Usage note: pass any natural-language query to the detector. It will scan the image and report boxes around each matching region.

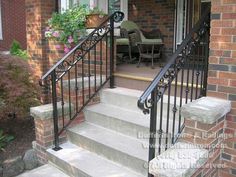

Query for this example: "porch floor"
[115,62,205,98]
[116,62,162,79]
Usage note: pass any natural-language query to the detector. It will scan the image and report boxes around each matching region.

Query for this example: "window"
[59,0,91,12]
[0,1,2,40]
[98,0,128,21]
[58,0,128,23]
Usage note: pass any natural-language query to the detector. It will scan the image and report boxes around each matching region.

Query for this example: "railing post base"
[110,76,115,89]
[53,146,62,151]
[148,173,154,177]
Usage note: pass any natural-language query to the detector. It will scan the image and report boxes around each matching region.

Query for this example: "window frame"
[97,0,127,28]
[58,0,128,21]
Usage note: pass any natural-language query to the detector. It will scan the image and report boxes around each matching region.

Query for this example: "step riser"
[84,109,181,141]
[67,130,148,176]
[115,76,198,99]
[47,153,90,177]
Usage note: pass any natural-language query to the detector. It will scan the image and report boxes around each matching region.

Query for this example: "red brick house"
[0,0,26,50]
[22,0,236,177]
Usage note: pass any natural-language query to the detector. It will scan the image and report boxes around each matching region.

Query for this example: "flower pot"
[85,14,108,28]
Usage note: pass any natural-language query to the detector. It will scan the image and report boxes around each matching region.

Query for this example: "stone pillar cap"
[181,97,231,124]
[30,102,72,120]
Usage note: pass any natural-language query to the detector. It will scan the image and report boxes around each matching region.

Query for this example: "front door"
[174,0,210,51]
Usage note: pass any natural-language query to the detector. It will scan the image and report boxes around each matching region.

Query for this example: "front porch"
[23,0,236,177]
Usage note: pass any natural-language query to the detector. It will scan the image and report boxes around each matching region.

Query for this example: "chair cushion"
[116,38,129,45]
[142,38,163,43]
[121,21,139,31]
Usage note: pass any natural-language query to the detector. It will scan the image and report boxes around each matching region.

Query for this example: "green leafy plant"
[45,5,89,53]
[0,129,14,151]
[10,40,28,60]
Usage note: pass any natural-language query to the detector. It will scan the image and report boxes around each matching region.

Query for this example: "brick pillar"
[30,103,84,164]
[25,0,56,103]
[181,97,231,177]
[207,0,236,176]
[148,97,231,177]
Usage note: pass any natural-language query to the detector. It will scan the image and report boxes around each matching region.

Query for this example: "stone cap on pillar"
[30,102,73,120]
[181,97,231,124]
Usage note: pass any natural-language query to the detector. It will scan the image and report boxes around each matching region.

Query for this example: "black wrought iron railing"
[137,7,210,176]
[41,11,124,150]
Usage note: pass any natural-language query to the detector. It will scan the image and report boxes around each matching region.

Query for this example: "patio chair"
[116,20,163,64]
[128,29,164,69]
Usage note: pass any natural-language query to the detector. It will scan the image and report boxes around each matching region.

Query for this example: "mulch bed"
[0,116,35,164]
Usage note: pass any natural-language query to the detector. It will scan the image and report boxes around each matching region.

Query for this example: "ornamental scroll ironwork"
[41,11,124,83]
[138,10,210,114]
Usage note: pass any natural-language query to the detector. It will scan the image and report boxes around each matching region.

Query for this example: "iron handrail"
[137,7,211,113]
[40,11,124,151]
[41,11,124,81]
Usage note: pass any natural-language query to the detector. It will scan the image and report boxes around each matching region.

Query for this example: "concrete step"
[17,164,69,177]
[47,142,144,177]
[84,103,181,140]
[100,87,183,113]
[63,75,106,91]
[67,122,148,176]
[114,73,199,99]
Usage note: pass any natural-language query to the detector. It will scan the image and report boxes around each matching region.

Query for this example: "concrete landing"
[17,164,69,177]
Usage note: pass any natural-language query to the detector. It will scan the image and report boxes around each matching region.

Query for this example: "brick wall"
[0,0,26,50]
[128,0,175,57]
[207,0,236,176]
[26,0,56,103]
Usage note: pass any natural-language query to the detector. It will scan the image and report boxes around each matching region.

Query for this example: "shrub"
[0,54,40,119]
[0,129,14,151]
[10,40,28,60]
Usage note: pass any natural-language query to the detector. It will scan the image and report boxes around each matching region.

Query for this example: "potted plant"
[45,5,89,53]
[86,7,108,28]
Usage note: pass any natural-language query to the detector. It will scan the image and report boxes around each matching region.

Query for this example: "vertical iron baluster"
[203,31,209,96]
[106,34,108,79]
[51,71,62,151]
[88,51,91,99]
[185,50,190,104]
[158,95,164,155]
[179,56,185,133]
[94,45,97,92]
[200,40,205,96]
[67,70,72,120]
[110,16,115,88]
[60,78,65,128]
[100,40,103,86]
[190,47,196,101]
[172,64,178,144]
[148,88,158,177]
[165,82,171,150]
[82,57,85,105]
[75,62,78,113]
[195,44,200,99]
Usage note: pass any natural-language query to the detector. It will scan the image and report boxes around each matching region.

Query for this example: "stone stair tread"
[47,142,144,177]
[102,87,143,98]
[17,164,69,177]
[85,103,150,128]
[101,87,185,105]
[85,103,181,135]
[68,122,148,162]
